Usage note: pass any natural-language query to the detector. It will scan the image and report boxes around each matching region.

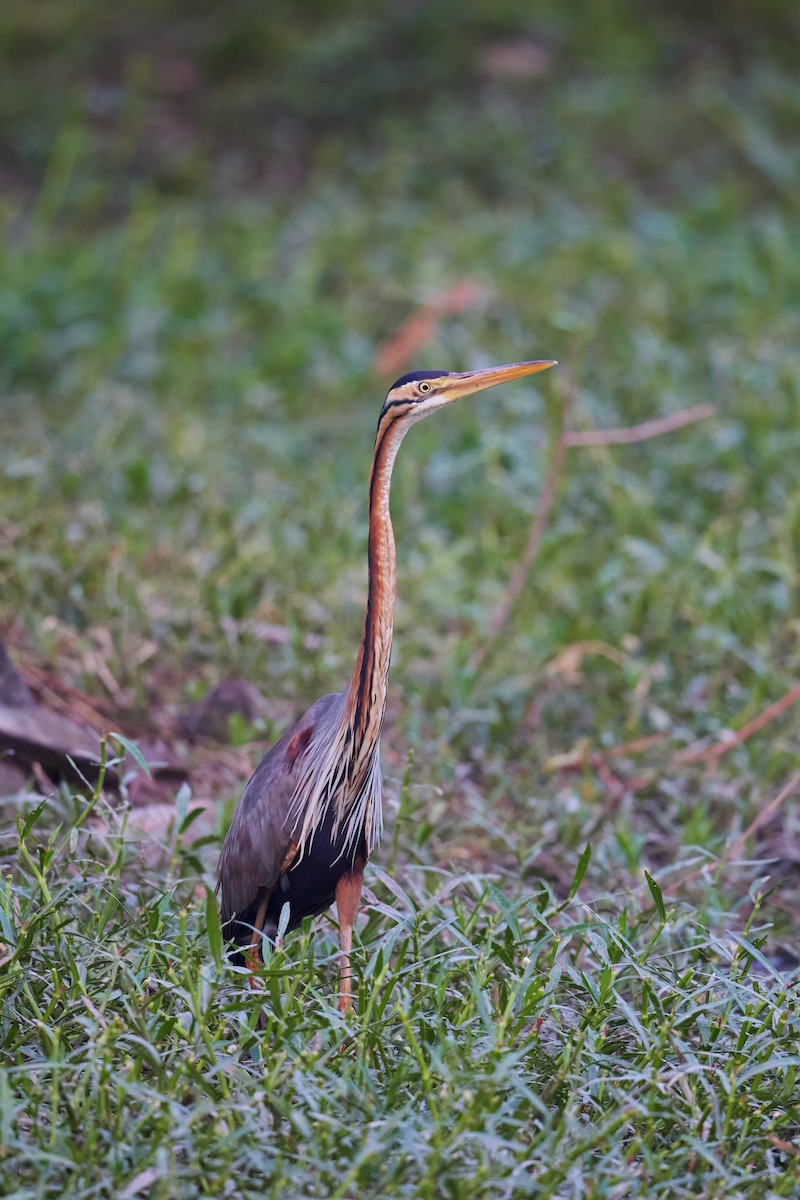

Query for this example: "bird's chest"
[275,807,368,932]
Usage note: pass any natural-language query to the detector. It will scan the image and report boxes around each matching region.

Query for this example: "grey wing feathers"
[216,692,344,926]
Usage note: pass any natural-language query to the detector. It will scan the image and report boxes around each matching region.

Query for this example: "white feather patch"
[286,718,383,865]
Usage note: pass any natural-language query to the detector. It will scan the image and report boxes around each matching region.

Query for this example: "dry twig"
[602,733,669,760]
[662,771,800,898]
[472,377,574,669]
[19,663,117,733]
[563,404,715,447]
[766,1133,800,1160]
[677,679,800,766]
[716,770,800,873]
[374,282,486,376]
[475,396,716,671]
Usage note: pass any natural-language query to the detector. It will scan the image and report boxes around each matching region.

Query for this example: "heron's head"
[380,360,557,426]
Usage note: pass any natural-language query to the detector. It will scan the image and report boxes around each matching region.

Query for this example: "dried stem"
[598,733,669,760]
[678,679,800,765]
[563,404,715,447]
[471,377,574,670]
[767,1133,800,1160]
[374,281,486,376]
[723,770,800,868]
[662,771,800,898]
[475,393,714,671]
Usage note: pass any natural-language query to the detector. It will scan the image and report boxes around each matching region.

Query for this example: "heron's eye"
[418,382,431,395]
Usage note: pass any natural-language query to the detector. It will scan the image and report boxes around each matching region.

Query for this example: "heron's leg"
[335,867,364,1014]
[244,892,269,986]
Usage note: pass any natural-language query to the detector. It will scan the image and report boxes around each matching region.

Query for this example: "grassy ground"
[1,3,800,1196]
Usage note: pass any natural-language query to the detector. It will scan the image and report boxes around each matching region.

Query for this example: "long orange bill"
[445,359,557,401]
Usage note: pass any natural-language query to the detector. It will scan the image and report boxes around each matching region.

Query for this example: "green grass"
[1,3,800,1195]
[4,781,800,1198]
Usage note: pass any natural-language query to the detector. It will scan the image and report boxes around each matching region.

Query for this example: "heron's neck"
[345,417,406,745]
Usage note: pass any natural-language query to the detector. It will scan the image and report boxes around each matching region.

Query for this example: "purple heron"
[216,359,557,1011]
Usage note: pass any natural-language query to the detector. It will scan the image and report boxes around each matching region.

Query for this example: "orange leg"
[244,893,269,988]
[335,867,364,1014]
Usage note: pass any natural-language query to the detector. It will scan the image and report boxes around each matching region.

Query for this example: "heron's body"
[219,691,363,943]
[216,358,556,1010]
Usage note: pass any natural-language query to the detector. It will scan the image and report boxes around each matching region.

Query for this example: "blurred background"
[0,0,799,904]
